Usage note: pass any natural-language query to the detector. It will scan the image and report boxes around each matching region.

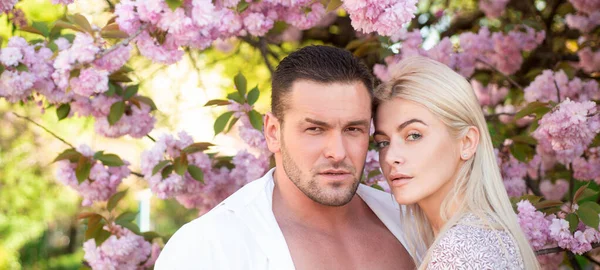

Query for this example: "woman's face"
[374,98,464,206]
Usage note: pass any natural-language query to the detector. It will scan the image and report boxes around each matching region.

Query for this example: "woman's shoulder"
[427,213,524,270]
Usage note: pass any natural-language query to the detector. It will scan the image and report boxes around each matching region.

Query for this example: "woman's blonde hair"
[374,56,539,269]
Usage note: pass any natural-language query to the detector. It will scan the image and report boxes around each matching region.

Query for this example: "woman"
[373,56,539,269]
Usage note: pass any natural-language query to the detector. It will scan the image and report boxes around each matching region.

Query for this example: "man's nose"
[324,133,347,162]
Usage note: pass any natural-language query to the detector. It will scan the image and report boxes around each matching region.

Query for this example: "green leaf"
[204,99,231,106]
[187,165,204,183]
[226,116,239,133]
[577,189,599,203]
[85,215,103,240]
[173,154,188,176]
[94,229,111,246]
[509,143,534,162]
[577,206,600,229]
[237,0,249,13]
[96,153,125,167]
[345,39,365,51]
[69,68,81,79]
[32,21,50,37]
[78,212,103,220]
[165,0,183,11]
[370,183,384,191]
[53,148,82,163]
[510,135,537,146]
[246,86,259,105]
[101,30,129,39]
[107,189,127,212]
[214,111,234,135]
[515,102,551,120]
[16,63,29,72]
[69,14,94,34]
[56,103,71,120]
[108,101,125,126]
[248,110,263,131]
[182,142,214,154]
[533,200,564,210]
[573,183,591,202]
[0,65,5,76]
[580,201,600,214]
[53,20,84,32]
[152,160,171,176]
[75,157,92,184]
[567,213,578,233]
[161,165,174,178]
[123,85,139,100]
[367,169,382,179]
[227,92,245,104]
[109,72,132,83]
[142,231,161,242]
[132,96,158,111]
[234,73,247,97]
[116,220,140,234]
[326,0,343,12]
[115,211,138,224]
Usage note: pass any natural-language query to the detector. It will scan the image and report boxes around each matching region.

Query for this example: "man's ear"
[264,112,281,153]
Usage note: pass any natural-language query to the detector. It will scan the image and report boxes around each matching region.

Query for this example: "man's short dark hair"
[271,45,374,120]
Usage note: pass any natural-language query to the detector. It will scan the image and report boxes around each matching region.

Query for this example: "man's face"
[279,80,371,206]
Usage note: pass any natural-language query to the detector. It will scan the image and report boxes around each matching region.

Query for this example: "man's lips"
[318,169,352,180]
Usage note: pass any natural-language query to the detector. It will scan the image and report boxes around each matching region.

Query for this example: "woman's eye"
[375,141,389,149]
[407,133,422,141]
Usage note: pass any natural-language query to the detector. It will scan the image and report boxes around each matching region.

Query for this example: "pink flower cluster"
[363,149,385,186]
[55,145,130,206]
[539,179,569,200]
[479,0,510,18]
[524,70,600,103]
[495,145,527,197]
[237,116,270,156]
[114,0,330,64]
[83,224,159,269]
[70,94,156,138]
[376,26,545,82]
[517,200,551,250]
[548,218,600,254]
[533,99,600,165]
[517,200,600,256]
[52,33,131,96]
[572,147,600,182]
[0,0,17,12]
[342,0,418,37]
[471,80,509,107]
[0,37,56,103]
[565,0,600,33]
[578,47,600,73]
[140,131,270,214]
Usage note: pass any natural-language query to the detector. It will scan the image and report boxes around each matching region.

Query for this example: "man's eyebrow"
[373,119,427,136]
[305,118,331,128]
[347,120,370,127]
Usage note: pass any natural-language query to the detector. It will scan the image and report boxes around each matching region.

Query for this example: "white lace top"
[427,213,525,270]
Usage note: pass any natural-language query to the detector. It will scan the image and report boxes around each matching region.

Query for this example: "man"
[156,45,414,269]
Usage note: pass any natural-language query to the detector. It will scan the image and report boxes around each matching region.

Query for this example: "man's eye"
[346,127,363,133]
[375,141,389,149]
[306,127,323,132]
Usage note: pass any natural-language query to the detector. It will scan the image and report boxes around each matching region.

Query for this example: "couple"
[156,46,539,269]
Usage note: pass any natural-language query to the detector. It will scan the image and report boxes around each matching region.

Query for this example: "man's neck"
[271,168,364,231]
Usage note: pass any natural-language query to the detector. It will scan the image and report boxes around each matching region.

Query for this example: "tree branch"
[12,112,74,148]
[525,176,542,197]
[476,58,524,90]
[536,242,600,256]
[258,37,275,75]
[583,254,600,267]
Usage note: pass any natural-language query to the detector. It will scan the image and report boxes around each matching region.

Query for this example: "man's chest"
[281,226,413,270]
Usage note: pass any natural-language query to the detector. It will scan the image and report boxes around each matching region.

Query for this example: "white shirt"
[155,168,409,270]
